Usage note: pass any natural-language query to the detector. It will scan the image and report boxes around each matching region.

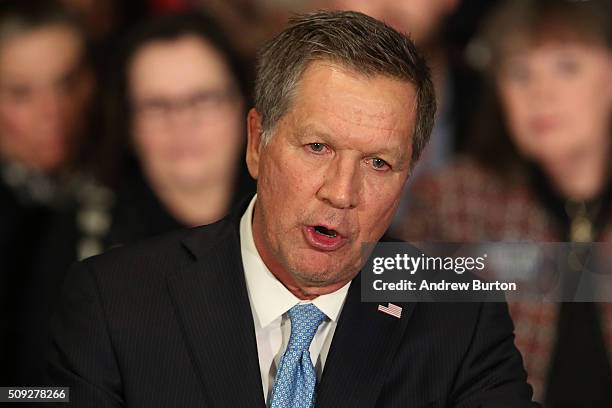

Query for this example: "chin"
[168,169,211,188]
[293,268,346,288]
[287,250,357,286]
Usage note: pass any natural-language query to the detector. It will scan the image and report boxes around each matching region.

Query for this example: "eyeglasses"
[131,87,239,123]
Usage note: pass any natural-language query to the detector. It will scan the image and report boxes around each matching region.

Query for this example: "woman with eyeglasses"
[15,11,254,385]
[94,11,254,251]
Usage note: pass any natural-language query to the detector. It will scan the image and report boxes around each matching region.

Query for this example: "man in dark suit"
[45,10,536,407]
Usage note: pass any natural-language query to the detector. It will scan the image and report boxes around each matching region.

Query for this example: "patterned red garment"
[395,157,612,402]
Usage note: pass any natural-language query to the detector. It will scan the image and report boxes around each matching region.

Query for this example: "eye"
[189,91,220,110]
[134,99,170,116]
[556,58,580,77]
[3,85,32,102]
[306,143,328,154]
[370,157,390,171]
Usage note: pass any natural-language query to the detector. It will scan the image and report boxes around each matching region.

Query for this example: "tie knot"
[287,304,327,351]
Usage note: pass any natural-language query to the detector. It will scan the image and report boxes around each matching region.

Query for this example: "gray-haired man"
[45,11,536,408]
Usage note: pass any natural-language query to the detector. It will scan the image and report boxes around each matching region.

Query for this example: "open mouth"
[304,225,346,251]
[314,225,338,238]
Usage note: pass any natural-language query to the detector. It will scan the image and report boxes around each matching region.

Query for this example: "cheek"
[359,177,404,238]
[265,145,315,188]
[261,154,298,201]
[207,114,244,157]
[498,88,534,147]
[565,80,611,133]
[0,103,36,142]
[499,88,528,129]
[258,150,312,223]
[132,124,168,163]
[257,171,294,244]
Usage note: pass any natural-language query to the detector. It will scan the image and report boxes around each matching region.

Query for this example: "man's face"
[247,61,417,294]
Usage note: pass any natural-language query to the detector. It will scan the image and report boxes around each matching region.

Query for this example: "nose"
[164,101,206,131]
[529,74,557,104]
[316,156,361,209]
[165,105,193,128]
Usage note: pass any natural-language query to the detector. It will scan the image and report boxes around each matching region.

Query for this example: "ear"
[246,108,264,180]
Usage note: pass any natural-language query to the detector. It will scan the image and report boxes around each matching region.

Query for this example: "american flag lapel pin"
[378,303,402,319]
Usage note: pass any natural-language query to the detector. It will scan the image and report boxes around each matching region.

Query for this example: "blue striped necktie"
[269,303,327,408]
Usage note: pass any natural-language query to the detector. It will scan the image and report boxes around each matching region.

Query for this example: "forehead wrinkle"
[298,100,410,141]
[325,90,410,130]
[296,61,416,129]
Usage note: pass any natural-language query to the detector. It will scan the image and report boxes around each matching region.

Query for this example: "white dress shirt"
[239,195,351,403]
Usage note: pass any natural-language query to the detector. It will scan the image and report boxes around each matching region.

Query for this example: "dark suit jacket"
[44,207,536,407]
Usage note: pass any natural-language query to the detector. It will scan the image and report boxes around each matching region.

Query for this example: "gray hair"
[254,10,436,165]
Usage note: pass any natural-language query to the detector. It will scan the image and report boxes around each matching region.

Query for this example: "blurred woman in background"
[0,1,94,264]
[396,0,611,406]
[0,0,95,385]
[97,11,254,250]
[11,11,254,385]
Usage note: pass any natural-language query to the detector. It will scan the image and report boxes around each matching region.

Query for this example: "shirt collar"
[240,195,350,329]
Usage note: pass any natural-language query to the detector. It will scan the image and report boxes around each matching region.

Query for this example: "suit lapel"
[316,273,415,408]
[166,220,265,407]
